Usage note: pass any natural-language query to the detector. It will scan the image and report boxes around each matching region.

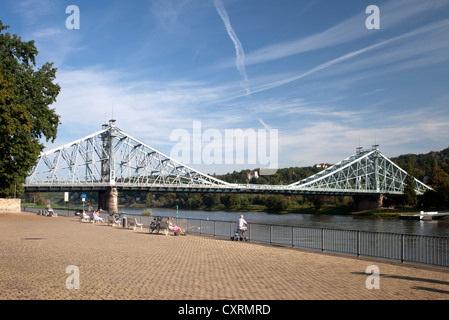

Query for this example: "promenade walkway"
[1,211,448,300]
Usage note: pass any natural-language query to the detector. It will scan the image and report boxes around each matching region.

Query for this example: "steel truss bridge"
[25,120,432,197]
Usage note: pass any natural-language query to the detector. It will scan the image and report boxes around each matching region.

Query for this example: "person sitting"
[81,211,90,221]
[167,217,185,235]
[92,210,104,223]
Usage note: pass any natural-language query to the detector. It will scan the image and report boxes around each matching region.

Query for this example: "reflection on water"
[121,207,449,237]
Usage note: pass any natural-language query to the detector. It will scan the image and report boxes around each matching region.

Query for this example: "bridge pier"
[352,194,383,211]
[98,187,118,214]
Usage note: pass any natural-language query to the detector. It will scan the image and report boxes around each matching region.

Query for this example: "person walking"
[237,215,248,241]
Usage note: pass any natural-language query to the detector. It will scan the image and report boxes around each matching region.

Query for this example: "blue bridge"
[24,120,433,212]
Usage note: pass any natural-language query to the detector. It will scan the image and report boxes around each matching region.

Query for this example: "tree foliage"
[402,174,417,207]
[0,21,60,197]
[392,148,449,209]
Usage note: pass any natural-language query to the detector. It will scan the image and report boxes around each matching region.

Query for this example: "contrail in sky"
[248,18,449,96]
[214,0,250,96]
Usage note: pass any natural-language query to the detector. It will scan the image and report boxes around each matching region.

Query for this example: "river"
[119,207,449,237]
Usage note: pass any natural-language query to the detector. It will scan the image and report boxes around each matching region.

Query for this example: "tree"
[203,193,221,209]
[266,195,290,212]
[187,194,203,209]
[227,194,241,209]
[0,21,60,197]
[402,174,417,207]
[428,163,449,208]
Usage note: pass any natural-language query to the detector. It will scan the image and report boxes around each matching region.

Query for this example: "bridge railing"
[162,216,449,268]
[22,207,449,268]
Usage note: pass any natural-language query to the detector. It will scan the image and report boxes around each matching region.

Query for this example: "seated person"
[167,217,185,235]
[92,211,104,222]
[81,211,90,220]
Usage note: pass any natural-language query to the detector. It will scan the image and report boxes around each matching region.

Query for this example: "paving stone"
[0,211,448,300]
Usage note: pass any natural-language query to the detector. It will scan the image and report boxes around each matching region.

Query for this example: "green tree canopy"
[402,174,417,206]
[0,21,60,197]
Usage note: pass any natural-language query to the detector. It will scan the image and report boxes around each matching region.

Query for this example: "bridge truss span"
[26,120,232,192]
[287,146,431,196]
[25,121,433,197]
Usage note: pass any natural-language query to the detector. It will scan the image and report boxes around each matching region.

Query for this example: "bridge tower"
[352,145,383,210]
[98,119,118,213]
[352,194,384,211]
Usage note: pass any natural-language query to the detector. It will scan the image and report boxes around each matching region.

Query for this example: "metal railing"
[22,207,449,268]
[165,217,449,268]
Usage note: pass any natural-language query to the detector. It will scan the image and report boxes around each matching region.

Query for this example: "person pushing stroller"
[237,215,248,241]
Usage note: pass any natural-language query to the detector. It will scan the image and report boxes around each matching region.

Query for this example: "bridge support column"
[98,187,118,214]
[352,194,383,211]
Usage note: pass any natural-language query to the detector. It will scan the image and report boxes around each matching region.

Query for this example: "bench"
[79,213,91,223]
[107,215,121,227]
[158,220,170,235]
[149,218,170,235]
[40,209,55,217]
[91,213,104,224]
[127,217,143,230]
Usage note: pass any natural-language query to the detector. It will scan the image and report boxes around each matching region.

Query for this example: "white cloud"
[11,0,59,23]
[50,66,247,150]
[213,0,249,96]
[151,0,191,31]
[242,0,449,68]
[244,17,449,97]
[46,60,449,174]
[30,27,62,38]
[31,0,449,175]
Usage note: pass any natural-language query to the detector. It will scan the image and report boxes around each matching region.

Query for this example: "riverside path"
[1,211,448,301]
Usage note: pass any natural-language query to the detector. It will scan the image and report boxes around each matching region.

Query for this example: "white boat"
[399,211,448,221]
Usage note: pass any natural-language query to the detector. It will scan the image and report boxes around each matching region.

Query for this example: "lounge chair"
[107,214,121,227]
[92,213,104,224]
[127,217,143,230]
[79,212,91,223]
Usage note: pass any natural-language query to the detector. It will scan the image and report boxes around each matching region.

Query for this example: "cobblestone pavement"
[0,211,448,300]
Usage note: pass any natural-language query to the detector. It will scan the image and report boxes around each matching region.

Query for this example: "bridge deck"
[1,211,448,301]
[23,182,403,196]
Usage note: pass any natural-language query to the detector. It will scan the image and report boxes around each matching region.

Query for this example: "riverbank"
[21,204,449,236]
[23,201,448,219]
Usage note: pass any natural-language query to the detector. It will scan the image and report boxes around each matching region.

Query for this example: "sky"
[1,0,449,175]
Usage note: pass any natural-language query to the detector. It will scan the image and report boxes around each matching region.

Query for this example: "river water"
[120,207,449,237]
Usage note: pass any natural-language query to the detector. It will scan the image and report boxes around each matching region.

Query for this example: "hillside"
[390,147,449,181]
[214,147,449,186]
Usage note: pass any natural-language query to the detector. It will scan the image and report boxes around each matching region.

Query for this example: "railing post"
[357,231,360,257]
[269,225,272,244]
[321,228,324,252]
[292,226,294,248]
[401,234,405,263]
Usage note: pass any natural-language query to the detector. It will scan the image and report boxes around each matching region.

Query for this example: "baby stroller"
[231,227,248,241]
